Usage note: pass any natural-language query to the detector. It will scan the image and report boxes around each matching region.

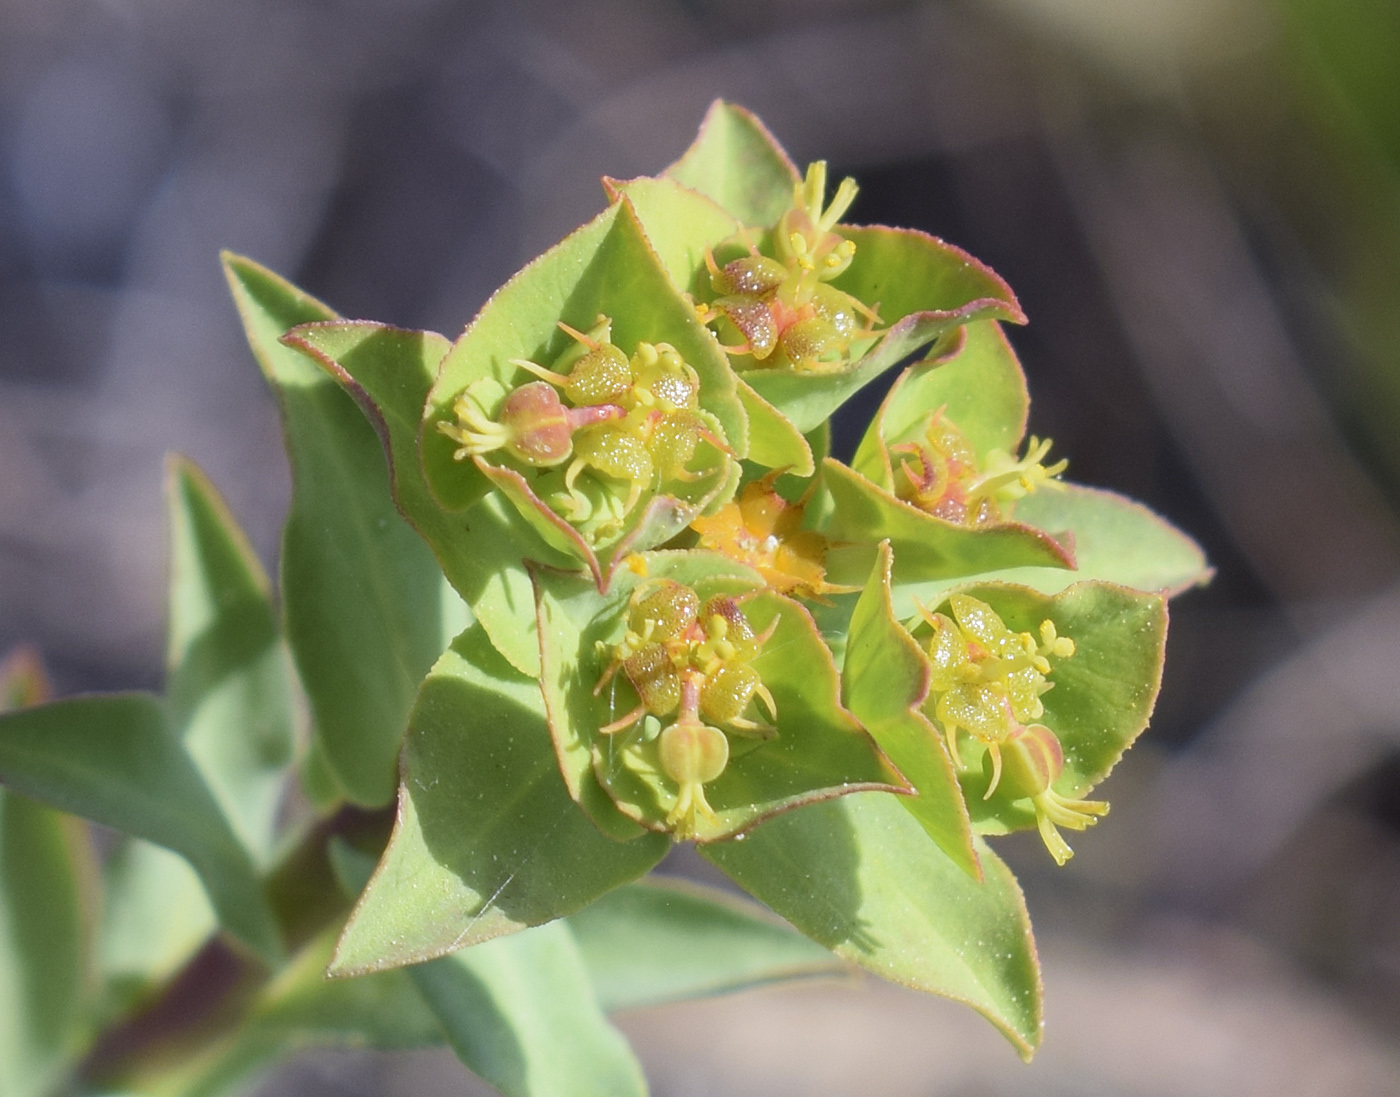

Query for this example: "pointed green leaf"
[283,318,477,514]
[664,99,801,227]
[411,920,646,1097]
[839,225,1025,337]
[225,254,457,808]
[893,484,1212,612]
[0,694,281,962]
[417,199,747,573]
[166,457,294,864]
[0,789,86,1097]
[604,174,741,299]
[821,459,1074,588]
[568,878,844,1012]
[423,197,746,454]
[1008,486,1211,595]
[332,625,667,977]
[735,377,814,476]
[535,552,905,842]
[704,793,1042,1059]
[845,543,977,877]
[853,321,1029,490]
[931,582,1168,837]
[98,839,215,1015]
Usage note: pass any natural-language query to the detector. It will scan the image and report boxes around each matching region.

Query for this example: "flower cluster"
[893,410,1067,526]
[221,101,1205,1068]
[690,473,844,600]
[919,594,1107,864]
[700,162,881,372]
[290,101,1193,877]
[439,316,732,542]
[595,579,777,838]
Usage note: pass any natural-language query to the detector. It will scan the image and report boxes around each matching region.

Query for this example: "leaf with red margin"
[664,99,801,228]
[703,794,1042,1060]
[227,256,459,808]
[891,483,1213,616]
[820,459,1075,589]
[282,320,574,678]
[845,542,978,878]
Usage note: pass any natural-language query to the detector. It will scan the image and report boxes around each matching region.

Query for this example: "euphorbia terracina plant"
[0,102,1210,1097]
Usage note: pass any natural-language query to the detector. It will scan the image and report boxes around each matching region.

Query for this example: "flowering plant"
[0,102,1208,1096]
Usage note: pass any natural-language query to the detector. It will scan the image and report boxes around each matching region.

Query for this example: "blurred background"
[5,0,1400,1093]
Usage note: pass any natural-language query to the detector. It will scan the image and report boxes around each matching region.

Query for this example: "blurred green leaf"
[664,99,800,228]
[297,734,345,813]
[845,542,978,877]
[0,694,281,963]
[332,625,667,977]
[704,793,1041,1060]
[568,878,845,1012]
[253,932,441,1049]
[0,789,86,1097]
[411,920,647,1097]
[148,927,442,1097]
[98,839,214,1015]
[165,457,294,864]
[224,254,458,809]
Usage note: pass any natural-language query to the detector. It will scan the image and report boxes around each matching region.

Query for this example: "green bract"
[0,101,1211,1096]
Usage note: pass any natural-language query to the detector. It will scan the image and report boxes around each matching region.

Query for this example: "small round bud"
[629,581,699,643]
[711,255,788,297]
[623,644,683,716]
[700,596,758,649]
[809,284,861,341]
[565,344,632,406]
[658,719,729,788]
[649,412,703,479]
[499,382,573,466]
[992,723,1065,801]
[700,663,762,725]
[717,299,779,359]
[574,424,654,483]
[779,316,842,367]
